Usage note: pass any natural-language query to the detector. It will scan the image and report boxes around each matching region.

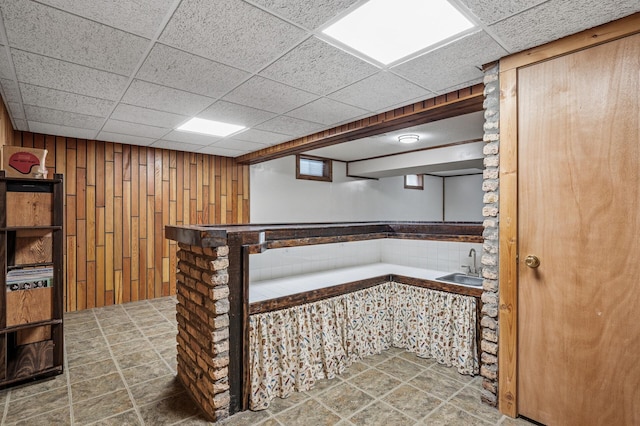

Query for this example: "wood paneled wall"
[9,131,249,312]
[0,101,12,148]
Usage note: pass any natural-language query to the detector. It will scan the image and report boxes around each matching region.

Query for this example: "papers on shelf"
[6,267,53,291]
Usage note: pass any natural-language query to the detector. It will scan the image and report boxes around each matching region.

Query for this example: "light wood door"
[517,34,640,425]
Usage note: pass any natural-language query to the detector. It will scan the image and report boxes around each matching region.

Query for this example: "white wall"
[250,156,443,223]
[443,174,484,222]
[249,238,484,282]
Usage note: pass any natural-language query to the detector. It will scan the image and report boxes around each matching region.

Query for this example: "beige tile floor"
[0,297,535,425]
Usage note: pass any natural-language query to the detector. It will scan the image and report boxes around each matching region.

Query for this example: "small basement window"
[296,155,332,182]
[404,174,424,190]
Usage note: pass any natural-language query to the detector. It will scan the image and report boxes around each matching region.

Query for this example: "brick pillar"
[175,243,231,422]
[480,62,500,406]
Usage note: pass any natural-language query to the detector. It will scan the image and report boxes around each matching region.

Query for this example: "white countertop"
[249,263,471,303]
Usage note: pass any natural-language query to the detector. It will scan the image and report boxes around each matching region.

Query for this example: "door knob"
[525,255,540,268]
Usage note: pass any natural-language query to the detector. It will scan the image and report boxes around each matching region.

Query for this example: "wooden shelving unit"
[0,171,64,387]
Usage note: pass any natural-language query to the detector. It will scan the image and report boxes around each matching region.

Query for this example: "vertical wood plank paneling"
[208,156,216,223]
[76,223,86,311]
[139,151,147,301]
[104,145,114,306]
[122,181,131,303]
[130,146,139,216]
[55,137,66,174]
[131,216,139,302]
[0,99,13,148]
[45,135,56,170]
[146,196,154,299]
[176,152,184,224]
[9,134,249,311]
[33,133,44,150]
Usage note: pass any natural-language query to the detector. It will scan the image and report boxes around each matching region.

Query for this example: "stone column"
[480,63,500,406]
[175,243,231,422]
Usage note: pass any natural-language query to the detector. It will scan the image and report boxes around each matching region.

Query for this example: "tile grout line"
[90,304,147,425]
[64,324,75,426]
[268,357,382,422]
[68,299,203,425]
[415,372,491,425]
[117,300,188,419]
[411,362,476,424]
[447,377,500,425]
[1,381,9,425]
[303,353,431,424]
[345,355,436,423]
[141,299,180,374]
[269,351,479,426]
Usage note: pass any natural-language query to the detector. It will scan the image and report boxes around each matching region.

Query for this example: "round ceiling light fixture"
[397,134,420,144]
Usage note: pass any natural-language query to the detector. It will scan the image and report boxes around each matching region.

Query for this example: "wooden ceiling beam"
[236,83,485,165]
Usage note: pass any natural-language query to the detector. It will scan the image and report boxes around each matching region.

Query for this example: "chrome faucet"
[468,248,478,276]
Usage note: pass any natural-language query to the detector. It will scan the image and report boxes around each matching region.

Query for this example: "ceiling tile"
[121,79,215,116]
[162,130,220,146]
[489,0,640,53]
[231,128,291,145]
[259,36,379,95]
[97,131,156,146]
[198,101,276,127]
[102,119,170,139]
[433,77,484,95]
[29,121,96,139]
[287,98,369,125]
[213,139,269,151]
[151,140,204,152]
[0,48,13,79]
[159,0,306,72]
[250,0,360,30]
[20,83,114,117]
[254,115,323,137]
[13,118,28,131]
[197,145,246,157]
[1,1,148,76]
[393,31,507,92]
[110,104,188,129]
[7,102,24,119]
[458,0,546,25]
[0,78,20,103]
[136,44,250,98]
[36,0,174,39]
[223,76,318,114]
[24,105,104,130]
[12,50,128,101]
[327,71,430,112]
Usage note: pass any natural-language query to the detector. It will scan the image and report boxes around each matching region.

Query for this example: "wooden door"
[517,33,640,425]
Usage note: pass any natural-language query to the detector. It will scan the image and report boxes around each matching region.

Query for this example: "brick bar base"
[176,243,231,422]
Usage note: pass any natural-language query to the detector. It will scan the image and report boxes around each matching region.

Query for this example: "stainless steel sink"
[436,272,483,287]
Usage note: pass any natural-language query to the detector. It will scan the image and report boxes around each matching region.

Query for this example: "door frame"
[497,13,640,417]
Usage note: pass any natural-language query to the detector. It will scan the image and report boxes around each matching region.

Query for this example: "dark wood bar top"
[165,221,483,248]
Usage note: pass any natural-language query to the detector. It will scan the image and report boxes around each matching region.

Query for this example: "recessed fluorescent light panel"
[177,118,245,137]
[322,0,474,65]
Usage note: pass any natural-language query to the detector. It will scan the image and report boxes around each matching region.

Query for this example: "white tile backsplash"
[249,238,482,282]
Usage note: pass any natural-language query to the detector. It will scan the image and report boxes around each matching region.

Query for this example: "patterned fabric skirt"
[248,282,477,410]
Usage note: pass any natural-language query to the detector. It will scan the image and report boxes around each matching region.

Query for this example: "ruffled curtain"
[389,282,478,375]
[248,282,477,410]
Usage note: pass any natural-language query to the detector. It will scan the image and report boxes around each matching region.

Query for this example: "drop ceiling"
[0,0,638,158]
